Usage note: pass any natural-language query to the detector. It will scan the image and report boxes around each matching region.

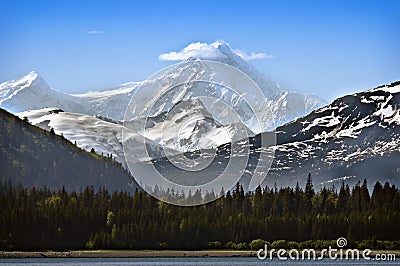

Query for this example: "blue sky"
[0,0,399,102]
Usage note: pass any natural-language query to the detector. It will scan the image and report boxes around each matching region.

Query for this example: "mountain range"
[124,79,400,193]
[0,40,398,192]
[0,41,325,161]
[0,41,324,126]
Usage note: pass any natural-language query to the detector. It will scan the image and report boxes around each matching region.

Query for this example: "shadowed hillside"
[0,108,138,192]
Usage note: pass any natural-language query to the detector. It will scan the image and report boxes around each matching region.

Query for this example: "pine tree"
[305,172,314,200]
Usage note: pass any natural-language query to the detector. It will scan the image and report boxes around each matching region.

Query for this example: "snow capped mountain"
[155,41,325,128]
[0,71,140,120]
[180,41,281,97]
[0,71,87,114]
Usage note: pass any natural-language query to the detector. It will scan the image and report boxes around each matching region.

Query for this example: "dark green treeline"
[1,177,400,250]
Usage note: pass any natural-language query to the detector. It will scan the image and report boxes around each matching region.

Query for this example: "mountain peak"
[14,71,40,83]
[0,71,40,89]
[212,40,232,53]
[27,70,39,77]
[19,71,48,89]
[0,71,61,113]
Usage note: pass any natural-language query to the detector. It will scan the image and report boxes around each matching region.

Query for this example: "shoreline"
[0,250,257,258]
[1,250,399,259]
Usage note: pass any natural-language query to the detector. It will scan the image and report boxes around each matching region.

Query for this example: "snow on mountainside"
[125,98,253,152]
[72,81,140,120]
[259,80,400,189]
[16,108,168,165]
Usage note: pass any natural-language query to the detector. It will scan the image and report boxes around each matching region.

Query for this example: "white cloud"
[159,42,221,61]
[159,41,273,61]
[86,30,103,34]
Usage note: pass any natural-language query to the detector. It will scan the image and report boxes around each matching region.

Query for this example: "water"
[0,258,399,266]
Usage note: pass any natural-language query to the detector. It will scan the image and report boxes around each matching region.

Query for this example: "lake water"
[0,257,399,266]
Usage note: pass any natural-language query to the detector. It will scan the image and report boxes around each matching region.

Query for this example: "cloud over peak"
[159,41,273,61]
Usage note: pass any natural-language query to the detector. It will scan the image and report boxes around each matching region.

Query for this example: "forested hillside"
[0,108,137,192]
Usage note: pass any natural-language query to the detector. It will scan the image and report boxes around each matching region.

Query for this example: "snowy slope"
[17,108,168,165]
[257,81,400,189]
[125,98,253,152]
[72,81,140,120]
[209,41,325,126]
